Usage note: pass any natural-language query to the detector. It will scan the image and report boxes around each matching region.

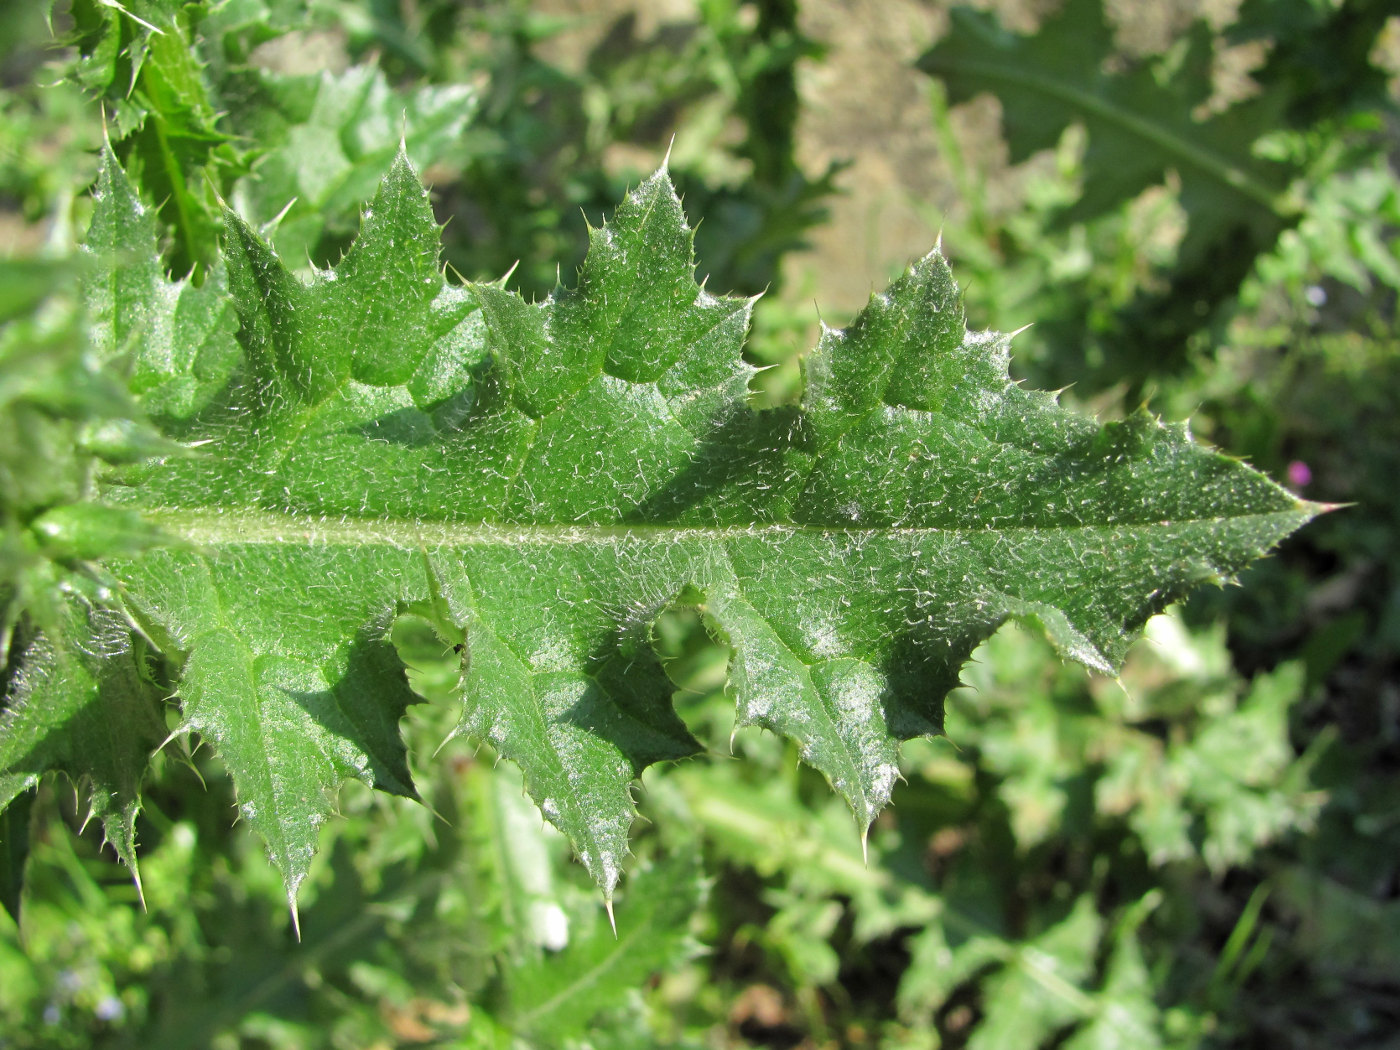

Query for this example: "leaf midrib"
[137,506,1311,547]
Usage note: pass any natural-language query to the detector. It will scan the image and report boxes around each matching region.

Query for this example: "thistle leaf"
[1,146,1319,905]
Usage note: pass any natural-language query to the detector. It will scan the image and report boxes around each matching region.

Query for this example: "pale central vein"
[139,507,1309,548]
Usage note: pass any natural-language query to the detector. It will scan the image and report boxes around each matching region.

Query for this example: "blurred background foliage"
[1,0,1397,1046]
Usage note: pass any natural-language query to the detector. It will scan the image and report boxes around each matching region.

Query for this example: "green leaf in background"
[1227,0,1397,128]
[918,0,1294,270]
[948,610,1324,868]
[892,870,1171,1049]
[474,760,576,963]
[507,848,704,1042]
[1101,655,1320,874]
[62,0,171,105]
[898,893,1102,1046]
[1061,896,1166,1050]
[0,144,1319,909]
[915,0,1319,388]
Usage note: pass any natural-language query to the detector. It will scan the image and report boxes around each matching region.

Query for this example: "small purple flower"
[95,996,125,1022]
[1287,460,1312,488]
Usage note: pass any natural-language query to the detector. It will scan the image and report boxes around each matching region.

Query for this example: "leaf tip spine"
[103,0,164,36]
[258,195,295,235]
[1302,500,1347,519]
[131,864,147,913]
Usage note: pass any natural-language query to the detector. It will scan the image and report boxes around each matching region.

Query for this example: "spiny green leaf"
[226,63,477,267]
[0,604,167,893]
[3,147,1319,907]
[63,0,239,275]
[84,140,241,420]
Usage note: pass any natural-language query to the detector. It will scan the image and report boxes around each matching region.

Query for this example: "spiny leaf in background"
[0,140,1320,915]
[900,894,1103,1047]
[921,0,1295,251]
[57,0,243,277]
[917,0,1300,386]
[195,0,313,57]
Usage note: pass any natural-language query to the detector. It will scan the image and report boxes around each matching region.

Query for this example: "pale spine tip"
[132,865,147,912]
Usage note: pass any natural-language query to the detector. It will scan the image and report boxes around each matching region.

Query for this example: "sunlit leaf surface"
[1,146,1318,904]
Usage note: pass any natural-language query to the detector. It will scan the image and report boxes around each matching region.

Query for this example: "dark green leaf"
[0,787,32,924]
